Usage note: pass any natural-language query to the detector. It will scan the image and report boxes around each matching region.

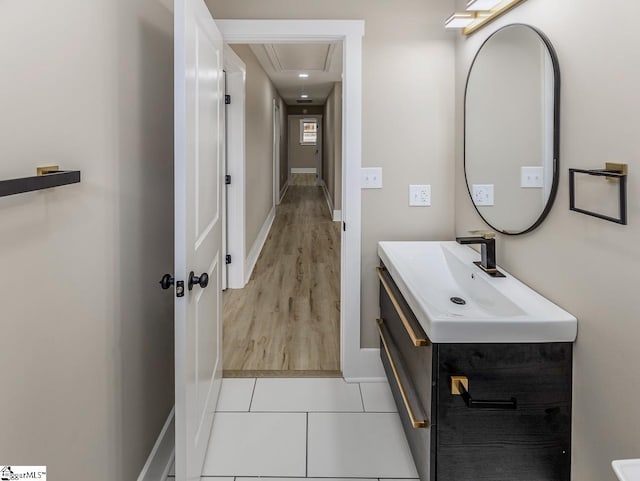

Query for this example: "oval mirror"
[464,24,560,235]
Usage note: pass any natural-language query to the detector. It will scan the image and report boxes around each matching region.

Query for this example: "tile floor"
[169,378,418,480]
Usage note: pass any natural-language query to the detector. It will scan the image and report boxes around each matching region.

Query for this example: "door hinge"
[343,222,346,232]
[176,280,185,298]
[225,174,231,185]
[225,95,231,105]
[226,254,232,265]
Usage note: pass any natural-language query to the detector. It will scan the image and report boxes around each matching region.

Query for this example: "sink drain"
[450,297,466,306]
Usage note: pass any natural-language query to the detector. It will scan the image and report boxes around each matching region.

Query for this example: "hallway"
[223,174,341,375]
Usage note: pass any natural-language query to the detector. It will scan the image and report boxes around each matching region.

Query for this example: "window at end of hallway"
[300,119,317,145]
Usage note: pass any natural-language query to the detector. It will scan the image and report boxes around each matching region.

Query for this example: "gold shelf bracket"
[37,165,60,176]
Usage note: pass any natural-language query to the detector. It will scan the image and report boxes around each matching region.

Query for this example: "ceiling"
[249,43,343,106]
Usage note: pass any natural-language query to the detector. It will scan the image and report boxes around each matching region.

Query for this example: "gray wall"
[230,45,285,253]
[208,0,457,347]
[289,115,323,171]
[0,0,174,480]
[454,1,640,480]
[323,83,343,211]
[117,0,175,476]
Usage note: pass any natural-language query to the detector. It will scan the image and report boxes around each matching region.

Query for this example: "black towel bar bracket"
[0,167,81,198]
[569,163,628,225]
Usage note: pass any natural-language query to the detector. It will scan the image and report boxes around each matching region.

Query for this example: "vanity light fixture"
[300,94,309,99]
[446,0,526,35]
[445,12,476,29]
[298,73,309,78]
[466,0,502,10]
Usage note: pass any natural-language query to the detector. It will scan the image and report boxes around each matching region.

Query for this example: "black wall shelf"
[0,170,81,198]
[569,166,627,225]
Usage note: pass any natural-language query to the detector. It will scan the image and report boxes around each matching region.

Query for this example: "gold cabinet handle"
[376,267,430,347]
[377,319,429,429]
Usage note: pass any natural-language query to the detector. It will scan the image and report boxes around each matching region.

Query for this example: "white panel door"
[174,0,224,479]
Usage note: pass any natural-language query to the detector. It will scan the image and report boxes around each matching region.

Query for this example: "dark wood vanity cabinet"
[377,264,572,481]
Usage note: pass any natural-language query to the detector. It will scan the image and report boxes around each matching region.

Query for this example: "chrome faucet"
[456,231,504,277]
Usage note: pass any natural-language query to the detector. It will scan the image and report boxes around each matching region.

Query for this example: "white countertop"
[378,241,577,343]
[613,459,640,481]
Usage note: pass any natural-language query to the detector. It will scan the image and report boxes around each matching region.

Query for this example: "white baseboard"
[345,376,387,383]
[319,181,342,223]
[291,167,317,174]
[343,348,386,383]
[245,206,276,284]
[279,180,289,203]
[136,407,175,481]
[320,180,334,218]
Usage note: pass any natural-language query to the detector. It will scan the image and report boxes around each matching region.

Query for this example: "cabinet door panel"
[437,445,570,481]
[436,343,572,481]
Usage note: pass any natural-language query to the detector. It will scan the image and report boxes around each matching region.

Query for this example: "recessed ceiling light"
[445,12,476,28]
[466,0,502,11]
[300,94,309,99]
[298,73,310,78]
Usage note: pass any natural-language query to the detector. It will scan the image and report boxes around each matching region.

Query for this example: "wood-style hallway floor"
[223,174,341,376]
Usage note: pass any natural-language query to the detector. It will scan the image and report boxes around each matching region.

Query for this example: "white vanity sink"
[378,241,577,343]
[613,460,640,481]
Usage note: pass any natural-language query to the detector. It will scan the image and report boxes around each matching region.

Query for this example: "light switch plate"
[521,166,544,188]
[409,185,431,206]
[472,184,494,206]
[361,167,383,189]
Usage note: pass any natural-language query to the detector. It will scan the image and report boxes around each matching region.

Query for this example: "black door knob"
[188,271,209,291]
[159,274,174,290]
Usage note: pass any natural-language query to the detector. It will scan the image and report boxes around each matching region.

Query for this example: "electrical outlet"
[521,166,544,188]
[409,185,431,206]
[361,167,383,189]
[472,184,494,206]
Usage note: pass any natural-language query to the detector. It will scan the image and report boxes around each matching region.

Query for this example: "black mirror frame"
[463,24,561,236]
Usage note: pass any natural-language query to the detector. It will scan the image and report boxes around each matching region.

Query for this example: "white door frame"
[273,99,281,206]
[315,117,322,185]
[223,45,247,290]
[217,19,383,381]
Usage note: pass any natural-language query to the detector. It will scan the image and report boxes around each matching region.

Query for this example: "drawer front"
[379,326,432,481]
[378,264,435,481]
[377,266,430,347]
[378,265,433,410]
[435,343,572,481]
